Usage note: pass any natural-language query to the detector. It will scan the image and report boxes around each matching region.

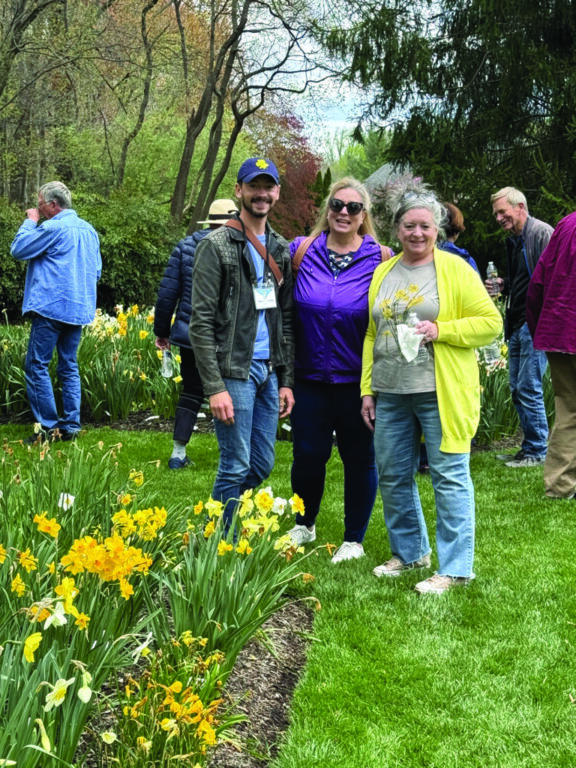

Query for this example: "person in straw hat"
[154,199,238,468]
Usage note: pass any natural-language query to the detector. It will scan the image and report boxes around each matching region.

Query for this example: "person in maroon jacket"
[526,211,576,499]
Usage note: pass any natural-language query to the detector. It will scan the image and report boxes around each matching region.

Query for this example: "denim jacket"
[190,223,294,396]
[11,209,101,325]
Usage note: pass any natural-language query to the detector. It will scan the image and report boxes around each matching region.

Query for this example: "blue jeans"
[212,360,279,525]
[25,314,83,432]
[291,380,377,542]
[374,392,475,578]
[508,322,549,457]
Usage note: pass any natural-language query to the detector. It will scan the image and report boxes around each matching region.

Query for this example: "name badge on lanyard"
[253,278,277,309]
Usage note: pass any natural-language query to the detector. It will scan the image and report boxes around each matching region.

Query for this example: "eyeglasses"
[328,198,364,216]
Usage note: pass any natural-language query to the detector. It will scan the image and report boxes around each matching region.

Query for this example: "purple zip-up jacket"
[291,231,384,383]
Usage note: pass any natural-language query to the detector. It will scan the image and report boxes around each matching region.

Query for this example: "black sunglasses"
[328,198,364,216]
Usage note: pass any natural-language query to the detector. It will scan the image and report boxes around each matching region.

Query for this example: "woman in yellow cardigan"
[361,184,502,594]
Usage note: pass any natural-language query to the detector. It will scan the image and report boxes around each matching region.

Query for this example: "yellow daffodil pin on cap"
[237,158,280,184]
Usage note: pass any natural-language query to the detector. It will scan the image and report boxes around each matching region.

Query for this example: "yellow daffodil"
[173,374,183,383]
[33,512,61,537]
[236,538,252,555]
[23,632,42,662]
[101,731,117,744]
[0,543,7,563]
[54,577,79,613]
[139,330,149,340]
[29,604,51,623]
[217,540,233,556]
[203,520,215,539]
[119,493,132,506]
[11,574,26,597]
[75,613,90,631]
[146,313,154,324]
[19,548,38,572]
[129,470,144,487]
[206,497,224,518]
[119,578,134,600]
[289,494,305,515]
[194,500,204,515]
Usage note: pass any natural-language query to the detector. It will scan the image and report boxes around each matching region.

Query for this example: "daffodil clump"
[104,632,241,766]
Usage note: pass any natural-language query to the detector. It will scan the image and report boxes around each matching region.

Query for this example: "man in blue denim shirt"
[489,187,553,467]
[11,181,102,443]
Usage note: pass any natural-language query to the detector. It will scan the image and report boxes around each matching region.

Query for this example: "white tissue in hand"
[397,324,423,362]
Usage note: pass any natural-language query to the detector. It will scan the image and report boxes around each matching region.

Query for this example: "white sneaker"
[289,524,316,546]
[331,541,365,563]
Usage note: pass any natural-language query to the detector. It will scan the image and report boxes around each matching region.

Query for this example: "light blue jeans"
[25,314,83,432]
[212,360,279,526]
[374,391,475,578]
[508,322,549,457]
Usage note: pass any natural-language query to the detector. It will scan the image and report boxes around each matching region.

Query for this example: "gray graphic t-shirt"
[372,260,439,394]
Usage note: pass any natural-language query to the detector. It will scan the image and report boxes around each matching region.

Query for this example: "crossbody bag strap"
[224,218,284,287]
[291,235,316,279]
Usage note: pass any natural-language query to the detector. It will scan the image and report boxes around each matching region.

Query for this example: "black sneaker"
[59,430,80,442]
[497,449,525,462]
[24,431,47,445]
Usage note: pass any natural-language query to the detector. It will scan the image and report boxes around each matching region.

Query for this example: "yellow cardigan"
[361,248,503,453]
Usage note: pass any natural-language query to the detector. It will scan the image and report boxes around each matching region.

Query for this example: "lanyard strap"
[224,219,284,287]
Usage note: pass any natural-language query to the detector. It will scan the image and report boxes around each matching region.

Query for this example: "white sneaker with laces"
[331,541,365,563]
[288,524,316,546]
[414,573,471,594]
[372,554,431,578]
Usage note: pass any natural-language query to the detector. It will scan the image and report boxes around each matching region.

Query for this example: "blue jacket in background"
[154,229,211,348]
[437,240,479,273]
[291,231,384,384]
[11,209,101,325]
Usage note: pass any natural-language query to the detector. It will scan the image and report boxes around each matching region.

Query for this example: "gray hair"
[311,176,377,239]
[386,180,447,238]
[39,181,72,209]
[490,186,528,213]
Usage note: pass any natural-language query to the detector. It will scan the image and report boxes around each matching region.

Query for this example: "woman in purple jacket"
[288,177,390,562]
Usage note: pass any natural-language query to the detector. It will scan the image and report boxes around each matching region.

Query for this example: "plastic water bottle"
[161,349,173,377]
[483,339,501,365]
[406,311,430,364]
[486,261,499,297]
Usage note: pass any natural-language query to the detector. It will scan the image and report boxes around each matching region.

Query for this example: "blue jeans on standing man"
[507,322,548,457]
[291,379,377,543]
[25,313,83,433]
[374,391,475,578]
[212,359,279,526]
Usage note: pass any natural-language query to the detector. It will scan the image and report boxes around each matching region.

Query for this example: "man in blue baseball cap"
[190,158,294,527]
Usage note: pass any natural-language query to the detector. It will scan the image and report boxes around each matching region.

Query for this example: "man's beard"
[242,195,272,218]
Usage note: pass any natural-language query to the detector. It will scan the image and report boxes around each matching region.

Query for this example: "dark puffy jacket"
[154,229,211,348]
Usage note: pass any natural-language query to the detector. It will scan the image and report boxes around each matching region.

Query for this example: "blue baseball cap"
[237,158,280,185]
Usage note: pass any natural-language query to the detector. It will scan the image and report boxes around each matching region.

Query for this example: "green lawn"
[3,424,575,767]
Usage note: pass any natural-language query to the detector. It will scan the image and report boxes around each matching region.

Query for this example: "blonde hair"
[490,187,528,212]
[310,177,377,239]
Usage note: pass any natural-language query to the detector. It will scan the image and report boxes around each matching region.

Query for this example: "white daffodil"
[44,677,75,712]
[44,601,67,629]
[57,493,75,511]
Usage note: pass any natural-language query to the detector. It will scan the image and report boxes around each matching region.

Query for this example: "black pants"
[174,346,204,444]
